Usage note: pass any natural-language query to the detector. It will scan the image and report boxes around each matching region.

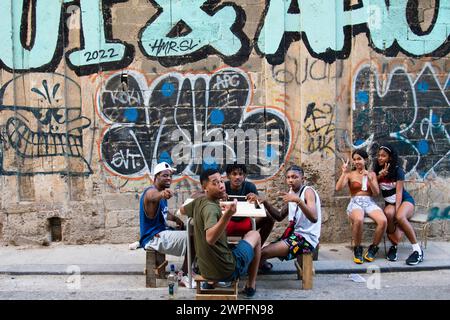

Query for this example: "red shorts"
[226,218,253,236]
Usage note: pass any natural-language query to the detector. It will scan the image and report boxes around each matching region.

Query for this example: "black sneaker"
[353,246,364,264]
[364,244,379,262]
[201,282,215,289]
[386,245,398,261]
[364,244,378,262]
[242,286,256,298]
[406,250,424,265]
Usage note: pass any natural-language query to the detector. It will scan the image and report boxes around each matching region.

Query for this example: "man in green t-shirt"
[181,168,261,298]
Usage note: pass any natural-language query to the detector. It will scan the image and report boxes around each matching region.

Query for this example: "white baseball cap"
[153,162,176,176]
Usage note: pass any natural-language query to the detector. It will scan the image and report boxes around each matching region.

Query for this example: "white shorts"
[346,196,382,216]
[144,230,187,257]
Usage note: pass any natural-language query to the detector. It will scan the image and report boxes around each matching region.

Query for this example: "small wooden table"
[219,200,267,218]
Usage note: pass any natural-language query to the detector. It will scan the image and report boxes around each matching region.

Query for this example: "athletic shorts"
[279,233,314,261]
[221,239,254,281]
[347,196,382,216]
[144,230,187,257]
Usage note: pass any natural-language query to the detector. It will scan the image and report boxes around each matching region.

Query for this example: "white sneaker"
[179,275,196,289]
[128,241,140,250]
[216,281,232,288]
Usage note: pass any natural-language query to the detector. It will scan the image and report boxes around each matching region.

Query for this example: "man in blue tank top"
[139,162,188,271]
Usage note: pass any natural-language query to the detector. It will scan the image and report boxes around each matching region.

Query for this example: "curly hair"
[373,143,399,180]
[225,163,247,175]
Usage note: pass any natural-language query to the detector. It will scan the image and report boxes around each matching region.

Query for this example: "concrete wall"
[0,0,449,245]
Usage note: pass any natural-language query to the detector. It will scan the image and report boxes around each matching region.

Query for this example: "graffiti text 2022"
[0,0,449,75]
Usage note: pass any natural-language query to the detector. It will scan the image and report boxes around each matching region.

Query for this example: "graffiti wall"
[352,63,449,179]
[0,0,448,245]
[98,68,291,180]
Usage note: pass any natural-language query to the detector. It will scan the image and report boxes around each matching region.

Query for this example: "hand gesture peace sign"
[341,158,350,173]
[379,163,390,177]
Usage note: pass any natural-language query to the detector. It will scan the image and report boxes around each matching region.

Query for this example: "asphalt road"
[1,270,450,300]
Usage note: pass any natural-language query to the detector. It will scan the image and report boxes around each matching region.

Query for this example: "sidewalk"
[1,241,449,276]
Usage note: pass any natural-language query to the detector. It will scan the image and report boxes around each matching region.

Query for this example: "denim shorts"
[221,239,254,282]
[385,193,415,207]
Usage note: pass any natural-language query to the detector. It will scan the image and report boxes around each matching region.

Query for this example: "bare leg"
[367,209,387,246]
[349,210,364,246]
[255,216,275,269]
[388,224,404,245]
[384,205,396,235]
[242,230,261,289]
[384,204,404,245]
[261,240,289,261]
[395,202,417,244]
[256,216,275,245]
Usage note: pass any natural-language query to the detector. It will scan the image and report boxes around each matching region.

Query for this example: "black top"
[225,180,258,196]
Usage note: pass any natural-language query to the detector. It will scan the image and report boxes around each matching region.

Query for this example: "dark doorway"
[48,217,62,242]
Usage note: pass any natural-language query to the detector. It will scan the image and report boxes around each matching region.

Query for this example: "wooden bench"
[195,275,239,300]
[294,252,314,290]
[145,248,168,288]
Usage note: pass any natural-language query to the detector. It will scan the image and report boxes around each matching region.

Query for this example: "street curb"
[268,265,450,275]
[2,263,450,276]
[0,264,145,276]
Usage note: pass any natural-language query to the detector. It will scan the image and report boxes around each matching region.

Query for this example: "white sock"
[412,243,421,254]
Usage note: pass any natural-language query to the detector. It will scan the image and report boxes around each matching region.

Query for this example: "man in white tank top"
[248,165,321,264]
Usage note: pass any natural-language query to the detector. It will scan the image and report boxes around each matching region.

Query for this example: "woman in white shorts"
[336,149,387,264]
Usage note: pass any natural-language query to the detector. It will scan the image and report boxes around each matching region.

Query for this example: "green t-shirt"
[184,196,236,281]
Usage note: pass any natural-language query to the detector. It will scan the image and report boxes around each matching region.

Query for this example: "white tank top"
[287,186,321,248]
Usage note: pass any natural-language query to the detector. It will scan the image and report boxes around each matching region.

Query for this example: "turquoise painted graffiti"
[256,0,450,62]
[0,0,449,74]
[0,0,131,75]
[67,0,127,68]
[140,0,241,57]
[0,0,61,70]
[428,206,450,221]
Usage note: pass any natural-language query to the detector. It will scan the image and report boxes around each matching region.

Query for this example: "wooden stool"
[294,252,314,290]
[195,275,238,300]
[145,248,168,288]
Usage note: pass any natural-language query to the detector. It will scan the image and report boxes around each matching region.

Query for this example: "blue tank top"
[139,186,168,248]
